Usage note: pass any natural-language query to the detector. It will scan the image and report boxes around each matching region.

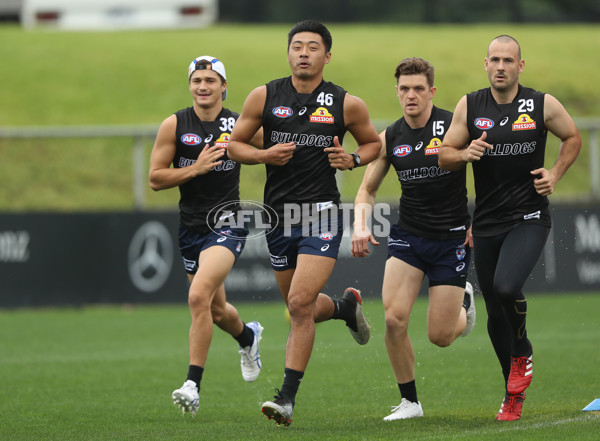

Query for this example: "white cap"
[187,56,227,100]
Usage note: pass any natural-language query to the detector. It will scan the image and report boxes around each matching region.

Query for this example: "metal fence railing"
[0,124,158,210]
[1,118,599,208]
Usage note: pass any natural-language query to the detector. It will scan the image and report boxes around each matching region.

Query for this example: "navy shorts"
[387,224,470,287]
[178,224,248,274]
[266,213,344,271]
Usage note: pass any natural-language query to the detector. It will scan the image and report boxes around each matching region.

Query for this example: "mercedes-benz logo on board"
[128,221,173,293]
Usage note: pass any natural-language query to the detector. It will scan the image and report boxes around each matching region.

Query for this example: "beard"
[492,75,516,92]
[293,68,313,80]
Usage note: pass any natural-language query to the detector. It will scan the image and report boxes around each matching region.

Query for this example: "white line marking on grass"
[421,414,598,439]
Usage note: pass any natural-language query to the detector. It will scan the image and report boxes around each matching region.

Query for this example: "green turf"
[0,24,599,210]
[1,293,599,440]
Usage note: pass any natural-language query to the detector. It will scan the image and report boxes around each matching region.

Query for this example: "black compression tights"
[473,223,550,384]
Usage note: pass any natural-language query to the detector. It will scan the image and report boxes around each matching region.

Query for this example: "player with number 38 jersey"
[149,55,265,418]
[174,106,241,232]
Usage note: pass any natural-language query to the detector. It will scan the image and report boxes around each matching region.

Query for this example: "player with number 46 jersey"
[228,20,381,427]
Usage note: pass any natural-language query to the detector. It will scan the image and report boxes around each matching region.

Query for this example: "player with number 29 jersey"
[466,86,549,236]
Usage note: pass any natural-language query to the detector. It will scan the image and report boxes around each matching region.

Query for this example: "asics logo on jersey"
[500,116,509,126]
[273,106,293,118]
[298,107,307,115]
[415,141,424,151]
[181,133,201,145]
[474,118,494,130]
[393,145,412,157]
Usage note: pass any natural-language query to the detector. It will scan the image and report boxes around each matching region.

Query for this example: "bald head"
[488,35,521,60]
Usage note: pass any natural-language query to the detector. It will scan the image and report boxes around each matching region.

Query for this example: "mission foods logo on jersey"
[393,145,412,157]
[512,114,537,131]
[310,107,334,124]
[425,138,442,155]
[273,106,293,118]
[215,133,231,148]
[181,133,201,145]
[474,118,494,130]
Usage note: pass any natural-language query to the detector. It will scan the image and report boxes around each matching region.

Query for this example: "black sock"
[234,323,254,348]
[331,295,353,322]
[462,290,471,311]
[279,368,304,404]
[398,380,418,404]
[187,365,204,391]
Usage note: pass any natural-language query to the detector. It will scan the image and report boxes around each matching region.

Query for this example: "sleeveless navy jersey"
[262,76,347,222]
[174,106,240,233]
[466,85,550,236]
[386,106,470,239]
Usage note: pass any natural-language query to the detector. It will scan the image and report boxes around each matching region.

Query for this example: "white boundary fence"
[1,118,599,208]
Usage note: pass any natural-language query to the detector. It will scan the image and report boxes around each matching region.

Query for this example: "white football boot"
[383,398,424,421]
[172,380,199,415]
[239,321,263,382]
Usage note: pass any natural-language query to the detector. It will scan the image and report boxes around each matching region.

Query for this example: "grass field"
[1,293,599,440]
[1,24,599,209]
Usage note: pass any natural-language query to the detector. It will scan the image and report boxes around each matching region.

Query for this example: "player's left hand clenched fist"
[324,136,353,170]
[530,167,558,196]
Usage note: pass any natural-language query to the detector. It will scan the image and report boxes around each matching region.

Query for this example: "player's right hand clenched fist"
[464,131,493,162]
[263,142,296,166]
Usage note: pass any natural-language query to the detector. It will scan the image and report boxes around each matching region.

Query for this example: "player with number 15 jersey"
[386,105,469,239]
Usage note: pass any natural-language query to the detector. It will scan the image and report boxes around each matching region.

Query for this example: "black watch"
[350,152,361,170]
